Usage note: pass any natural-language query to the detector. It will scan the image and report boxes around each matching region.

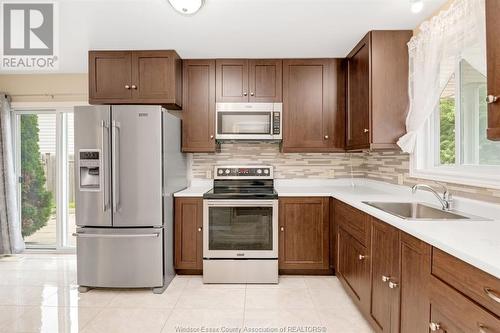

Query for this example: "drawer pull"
[197,227,202,232]
[72,233,159,239]
[429,322,441,331]
[388,281,398,289]
[358,254,366,261]
[381,275,390,282]
[484,287,500,303]
[478,324,488,333]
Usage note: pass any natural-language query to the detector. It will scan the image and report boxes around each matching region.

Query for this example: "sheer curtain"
[0,94,24,254]
[397,0,486,153]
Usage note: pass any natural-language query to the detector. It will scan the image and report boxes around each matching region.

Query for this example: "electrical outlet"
[206,170,212,179]
[329,169,335,178]
[398,174,404,185]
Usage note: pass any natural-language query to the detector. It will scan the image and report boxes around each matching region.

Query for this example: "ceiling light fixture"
[410,0,424,13]
[168,0,205,16]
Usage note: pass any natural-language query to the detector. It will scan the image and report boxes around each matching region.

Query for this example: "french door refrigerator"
[73,105,186,293]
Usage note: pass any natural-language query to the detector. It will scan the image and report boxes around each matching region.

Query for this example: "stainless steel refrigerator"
[73,105,187,293]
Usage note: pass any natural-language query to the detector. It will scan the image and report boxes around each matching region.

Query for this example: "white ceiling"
[16,0,449,73]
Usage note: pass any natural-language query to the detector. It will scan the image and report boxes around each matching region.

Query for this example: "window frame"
[410,60,500,189]
[10,102,85,252]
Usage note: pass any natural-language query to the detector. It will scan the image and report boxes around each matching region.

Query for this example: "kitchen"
[0,0,499,332]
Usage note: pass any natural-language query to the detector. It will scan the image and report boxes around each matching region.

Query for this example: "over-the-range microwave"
[215,103,282,140]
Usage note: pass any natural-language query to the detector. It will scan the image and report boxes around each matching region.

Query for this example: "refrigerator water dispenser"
[79,149,101,191]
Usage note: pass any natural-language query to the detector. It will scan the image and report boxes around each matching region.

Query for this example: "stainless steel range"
[202,165,278,284]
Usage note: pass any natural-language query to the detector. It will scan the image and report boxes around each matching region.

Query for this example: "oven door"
[203,199,278,259]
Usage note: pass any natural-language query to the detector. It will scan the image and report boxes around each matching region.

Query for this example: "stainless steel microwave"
[215,103,282,140]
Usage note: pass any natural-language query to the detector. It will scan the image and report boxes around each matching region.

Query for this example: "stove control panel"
[214,166,273,179]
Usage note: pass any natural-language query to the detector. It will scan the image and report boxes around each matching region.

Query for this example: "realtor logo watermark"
[1,1,59,70]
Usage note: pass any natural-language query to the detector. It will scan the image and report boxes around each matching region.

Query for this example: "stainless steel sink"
[363,202,476,220]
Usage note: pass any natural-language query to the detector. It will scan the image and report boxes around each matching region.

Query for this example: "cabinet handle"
[280,227,284,232]
[210,135,214,139]
[197,227,202,232]
[429,322,441,331]
[486,95,498,104]
[363,128,369,133]
[324,135,329,139]
[125,85,130,89]
[131,85,137,89]
[388,281,398,289]
[250,92,254,96]
[478,324,489,333]
[381,275,390,282]
[358,254,366,260]
[484,287,500,303]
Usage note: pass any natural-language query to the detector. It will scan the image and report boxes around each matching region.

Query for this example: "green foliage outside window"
[439,98,456,165]
[20,115,53,237]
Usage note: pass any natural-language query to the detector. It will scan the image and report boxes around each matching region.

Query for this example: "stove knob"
[257,169,262,174]
[264,169,269,174]
[225,169,230,174]
[218,169,223,175]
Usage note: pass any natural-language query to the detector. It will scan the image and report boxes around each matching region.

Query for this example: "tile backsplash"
[189,142,500,203]
[190,141,365,179]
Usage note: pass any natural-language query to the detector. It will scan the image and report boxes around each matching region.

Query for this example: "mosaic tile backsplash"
[190,142,500,203]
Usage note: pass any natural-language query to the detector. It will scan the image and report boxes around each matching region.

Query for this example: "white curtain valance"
[397,0,486,153]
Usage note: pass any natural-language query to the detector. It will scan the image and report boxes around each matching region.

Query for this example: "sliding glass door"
[12,108,75,250]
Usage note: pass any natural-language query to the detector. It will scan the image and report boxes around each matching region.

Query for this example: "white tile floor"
[0,254,374,333]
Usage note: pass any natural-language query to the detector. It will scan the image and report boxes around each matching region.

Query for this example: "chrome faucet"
[411,183,453,211]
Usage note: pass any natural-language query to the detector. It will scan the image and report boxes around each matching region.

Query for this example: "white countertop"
[174,178,500,278]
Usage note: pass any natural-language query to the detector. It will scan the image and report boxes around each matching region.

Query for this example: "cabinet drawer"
[335,200,370,246]
[432,248,500,316]
[430,276,500,333]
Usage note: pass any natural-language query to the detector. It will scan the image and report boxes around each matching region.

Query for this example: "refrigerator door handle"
[112,120,121,213]
[72,232,160,239]
[101,120,110,211]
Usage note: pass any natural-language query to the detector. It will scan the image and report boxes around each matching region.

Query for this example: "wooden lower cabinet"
[278,197,330,272]
[370,219,400,333]
[336,227,370,312]
[399,233,431,333]
[174,198,203,272]
[429,276,500,333]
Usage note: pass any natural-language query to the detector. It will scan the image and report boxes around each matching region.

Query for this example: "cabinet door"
[216,59,249,102]
[370,219,400,333]
[131,51,180,104]
[279,197,329,271]
[174,198,203,271]
[89,51,132,101]
[399,233,431,333]
[486,0,500,140]
[248,59,282,102]
[282,59,342,152]
[182,60,216,152]
[337,227,370,308]
[347,35,370,149]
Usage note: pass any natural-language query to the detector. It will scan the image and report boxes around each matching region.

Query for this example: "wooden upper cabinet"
[370,219,400,333]
[216,59,249,102]
[486,0,500,140]
[216,59,282,102]
[346,31,412,150]
[248,59,282,102]
[282,59,345,152]
[89,50,182,109]
[347,37,370,149]
[181,60,216,153]
[89,51,133,100]
[278,197,330,271]
[174,197,203,271]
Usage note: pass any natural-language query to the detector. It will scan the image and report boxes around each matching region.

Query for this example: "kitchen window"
[411,58,500,188]
[11,107,76,250]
